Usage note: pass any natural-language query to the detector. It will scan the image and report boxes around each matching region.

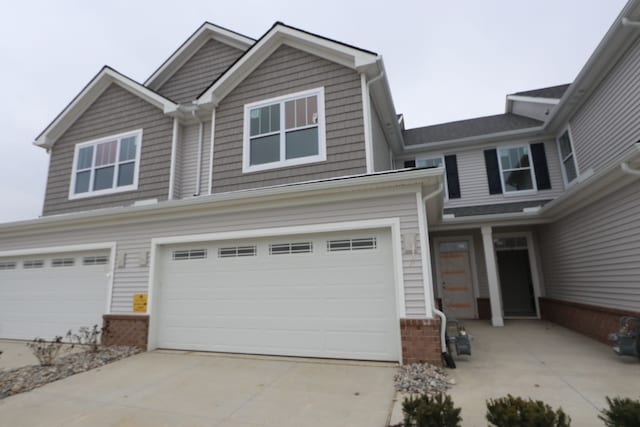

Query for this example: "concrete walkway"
[0,351,397,427]
[447,320,640,427]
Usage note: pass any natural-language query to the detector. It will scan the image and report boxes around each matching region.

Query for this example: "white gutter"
[207,108,216,195]
[192,109,204,196]
[622,17,640,27]
[419,183,448,357]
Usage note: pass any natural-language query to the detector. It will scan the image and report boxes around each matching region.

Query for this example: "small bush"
[599,396,640,427]
[486,395,571,427]
[26,336,65,366]
[66,324,102,353]
[402,393,462,427]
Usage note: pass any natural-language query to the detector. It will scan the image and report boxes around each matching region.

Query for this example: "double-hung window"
[557,129,578,184]
[416,157,444,169]
[498,145,536,193]
[70,130,142,199]
[243,88,326,173]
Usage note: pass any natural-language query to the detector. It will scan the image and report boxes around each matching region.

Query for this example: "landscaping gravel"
[0,346,141,399]
[394,363,455,394]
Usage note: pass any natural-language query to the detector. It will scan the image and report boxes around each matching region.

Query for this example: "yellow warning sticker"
[133,293,148,313]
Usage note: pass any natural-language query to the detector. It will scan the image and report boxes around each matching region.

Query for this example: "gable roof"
[403,113,544,147]
[145,22,255,91]
[510,84,571,99]
[195,22,380,107]
[35,67,177,149]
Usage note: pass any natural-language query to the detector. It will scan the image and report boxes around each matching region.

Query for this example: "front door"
[437,240,476,319]
[495,237,536,317]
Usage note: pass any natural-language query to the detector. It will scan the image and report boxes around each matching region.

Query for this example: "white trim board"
[146,218,408,356]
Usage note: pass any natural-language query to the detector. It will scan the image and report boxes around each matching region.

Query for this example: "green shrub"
[486,394,571,427]
[599,396,640,427]
[402,393,462,427]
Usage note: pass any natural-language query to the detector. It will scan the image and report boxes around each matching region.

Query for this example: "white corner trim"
[208,108,216,195]
[146,217,407,351]
[415,191,435,319]
[168,118,180,200]
[361,73,374,174]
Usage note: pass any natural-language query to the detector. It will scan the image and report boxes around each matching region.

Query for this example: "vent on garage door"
[218,246,257,258]
[172,249,207,261]
[269,242,313,255]
[52,258,75,267]
[0,261,17,270]
[23,260,45,269]
[83,256,109,266]
[327,237,377,252]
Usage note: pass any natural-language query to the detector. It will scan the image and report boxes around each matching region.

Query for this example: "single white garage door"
[0,251,110,341]
[156,229,400,361]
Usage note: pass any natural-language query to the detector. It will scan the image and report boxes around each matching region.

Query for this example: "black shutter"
[404,160,416,168]
[484,149,503,194]
[444,155,461,199]
[530,143,551,190]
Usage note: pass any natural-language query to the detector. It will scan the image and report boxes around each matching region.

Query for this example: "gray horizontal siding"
[570,38,640,175]
[372,105,392,171]
[157,39,244,104]
[538,180,640,312]
[178,122,211,198]
[402,138,565,209]
[212,45,366,194]
[42,84,174,216]
[1,192,427,317]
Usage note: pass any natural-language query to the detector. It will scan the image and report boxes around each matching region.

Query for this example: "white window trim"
[415,155,448,200]
[497,144,538,195]
[556,125,580,187]
[242,87,327,173]
[68,129,143,200]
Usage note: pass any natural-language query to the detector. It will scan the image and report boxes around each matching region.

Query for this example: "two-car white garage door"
[155,230,400,361]
[0,250,110,341]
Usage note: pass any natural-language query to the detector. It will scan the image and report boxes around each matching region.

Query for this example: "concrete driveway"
[0,350,396,427]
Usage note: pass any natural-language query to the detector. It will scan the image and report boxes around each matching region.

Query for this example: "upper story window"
[557,129,578,184]
[243,88,326,173]
[416,157,443,169]
[69,130,142,199]
[498,145,536,193]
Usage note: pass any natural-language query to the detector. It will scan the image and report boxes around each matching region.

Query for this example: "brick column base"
[539,297,640,344]
[400,318,442,366]
[102,314,149,350]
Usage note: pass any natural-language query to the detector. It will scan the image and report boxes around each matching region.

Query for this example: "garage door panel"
[157,230,400,361]
[0,251,110,341]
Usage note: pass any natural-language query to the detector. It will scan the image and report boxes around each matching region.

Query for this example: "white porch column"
[481,225,504,327]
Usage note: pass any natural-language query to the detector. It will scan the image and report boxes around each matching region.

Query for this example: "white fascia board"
[0,168,443,234]
[197,24,378,107]
[506,95,561,105]
[34,68,176,149]
[144,23,254,90]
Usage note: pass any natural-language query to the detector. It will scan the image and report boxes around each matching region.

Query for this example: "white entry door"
[437,240,476,319]
[0,251,111,340]
[155,230,400,361]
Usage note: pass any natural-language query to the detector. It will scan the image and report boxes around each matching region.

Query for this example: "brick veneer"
[539,297,640,344]
[102,314,149,350]
[400,318,442,366]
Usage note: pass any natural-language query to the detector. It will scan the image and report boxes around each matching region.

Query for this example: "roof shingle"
[510,84,570,99]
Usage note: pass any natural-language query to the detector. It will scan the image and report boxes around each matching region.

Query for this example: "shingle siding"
[570,38,640,174]
[211,45,366,193]
[42,84,174,216]
[156,39,244,103]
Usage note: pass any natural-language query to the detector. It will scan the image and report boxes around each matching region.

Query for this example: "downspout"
[192,110,204,197]
[622,17,640,28]
[621,161,640,176]
[421,183,449,362]
[361,67,386,174]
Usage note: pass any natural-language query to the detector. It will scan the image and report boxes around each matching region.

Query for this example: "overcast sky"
[0,0,628,223]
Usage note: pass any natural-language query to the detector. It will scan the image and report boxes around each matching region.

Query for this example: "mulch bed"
[0,346,141,399]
